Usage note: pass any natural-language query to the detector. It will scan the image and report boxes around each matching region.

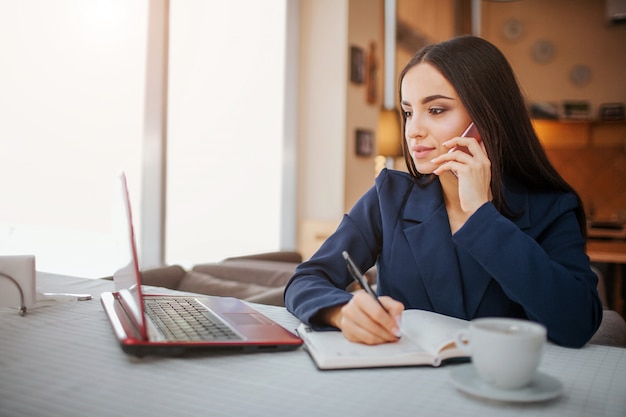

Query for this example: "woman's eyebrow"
[401,94,454,108]
[421,94,454,104]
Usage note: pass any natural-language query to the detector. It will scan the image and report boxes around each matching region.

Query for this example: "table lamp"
[376,108,402,171]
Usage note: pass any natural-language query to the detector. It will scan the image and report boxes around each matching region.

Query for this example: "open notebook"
[100,173,302,356]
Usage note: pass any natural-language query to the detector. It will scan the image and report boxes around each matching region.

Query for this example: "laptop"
[100,173,303,357]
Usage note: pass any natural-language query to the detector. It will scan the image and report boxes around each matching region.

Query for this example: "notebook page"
[400,309,468,356]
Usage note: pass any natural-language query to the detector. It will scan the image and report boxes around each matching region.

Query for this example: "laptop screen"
[112,173,148,339]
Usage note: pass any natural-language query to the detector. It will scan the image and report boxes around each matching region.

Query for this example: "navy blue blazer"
[285,169,603,348]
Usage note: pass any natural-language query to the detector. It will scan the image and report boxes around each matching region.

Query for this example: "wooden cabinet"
[533,119,626,225]
[532,119,626,148]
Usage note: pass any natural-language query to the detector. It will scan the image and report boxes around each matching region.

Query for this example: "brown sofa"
[138,251,625,348]
[140,251,302,307]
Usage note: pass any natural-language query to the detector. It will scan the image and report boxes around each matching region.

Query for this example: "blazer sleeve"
[284,182,386,329]
[453,196,603,348]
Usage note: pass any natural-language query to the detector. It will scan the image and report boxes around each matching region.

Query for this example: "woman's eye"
[402,110,412,118]
[428,107,445,115]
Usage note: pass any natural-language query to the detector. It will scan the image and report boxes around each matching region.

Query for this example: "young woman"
[284,35,602,348]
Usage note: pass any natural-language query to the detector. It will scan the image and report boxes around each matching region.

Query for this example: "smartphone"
[449,122,481,155]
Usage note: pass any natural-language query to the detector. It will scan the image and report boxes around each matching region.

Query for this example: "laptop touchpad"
[223,313,274,326]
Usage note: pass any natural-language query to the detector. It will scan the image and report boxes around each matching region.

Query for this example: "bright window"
[0,0,291,277]
[166,0,288,268]
[0,0,147,278]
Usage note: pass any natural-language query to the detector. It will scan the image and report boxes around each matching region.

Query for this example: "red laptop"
[100,173,302,356]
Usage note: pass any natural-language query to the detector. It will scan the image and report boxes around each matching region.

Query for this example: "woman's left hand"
[431,137,491,213]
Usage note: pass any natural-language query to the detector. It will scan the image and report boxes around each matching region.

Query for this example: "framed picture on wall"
[350,46,365,84]
[366,41,378,104]
[355,129,374,156]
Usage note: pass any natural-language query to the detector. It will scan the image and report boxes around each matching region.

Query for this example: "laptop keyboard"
[144,297,242,342]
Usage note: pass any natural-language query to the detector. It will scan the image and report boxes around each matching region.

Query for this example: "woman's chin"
[413,162,435,175]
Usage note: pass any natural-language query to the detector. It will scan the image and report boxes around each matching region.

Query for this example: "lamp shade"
[377,108,403,157]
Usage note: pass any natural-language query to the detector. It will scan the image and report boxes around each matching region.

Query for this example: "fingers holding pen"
[339,291,404,345]
[339,251,404,344]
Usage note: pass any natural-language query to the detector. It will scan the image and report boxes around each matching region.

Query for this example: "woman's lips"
[411,146,435,159]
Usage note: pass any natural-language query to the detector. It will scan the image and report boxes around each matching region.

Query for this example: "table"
[1,273,625,417]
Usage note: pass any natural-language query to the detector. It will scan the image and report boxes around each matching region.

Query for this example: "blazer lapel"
[401,180,467,319]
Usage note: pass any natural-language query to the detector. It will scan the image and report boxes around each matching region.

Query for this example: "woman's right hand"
[320,291,405,345]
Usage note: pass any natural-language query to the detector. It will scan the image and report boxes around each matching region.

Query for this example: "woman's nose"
[405,117,425,139]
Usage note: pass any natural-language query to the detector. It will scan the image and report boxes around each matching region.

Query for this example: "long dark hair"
[398,35,587,237]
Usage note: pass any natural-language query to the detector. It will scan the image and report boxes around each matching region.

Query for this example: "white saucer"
[449,365,563,403]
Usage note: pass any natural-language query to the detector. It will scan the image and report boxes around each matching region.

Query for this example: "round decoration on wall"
[502,18,524,41]
[570,64,591,86]
[531,39,555,63]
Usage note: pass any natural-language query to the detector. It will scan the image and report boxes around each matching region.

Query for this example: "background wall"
[482,0,626,118]
[345,0,384,210]
[480,0,626,223]
[297,0,383,260]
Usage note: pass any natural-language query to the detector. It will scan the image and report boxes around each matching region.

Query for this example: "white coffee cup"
[455,318,547,390]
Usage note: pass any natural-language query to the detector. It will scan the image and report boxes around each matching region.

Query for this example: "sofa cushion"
[223,251,302,264]
[177,270,276,300]
[244,286,288,306]
[589,309,626,348]
[137,252,302,307]
[140,265,187,289]
[192,260,297,288]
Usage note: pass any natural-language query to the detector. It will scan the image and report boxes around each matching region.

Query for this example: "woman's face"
[400,63,473,175]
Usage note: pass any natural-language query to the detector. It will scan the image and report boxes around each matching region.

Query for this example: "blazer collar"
[402,176,444,224]
[401,176,532,228]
